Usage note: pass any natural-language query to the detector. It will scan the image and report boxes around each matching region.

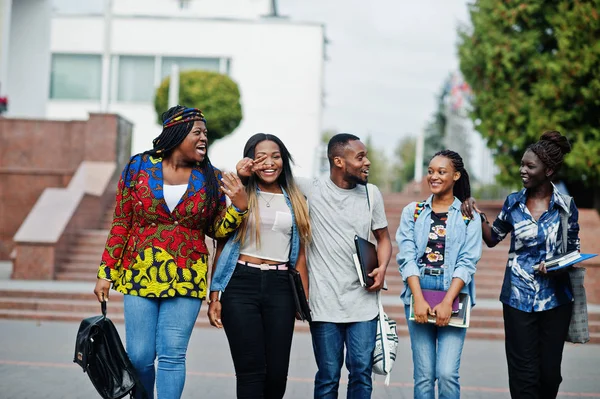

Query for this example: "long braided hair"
[432,150,471,202]
[121,105,221,226]
[527,130,572,177]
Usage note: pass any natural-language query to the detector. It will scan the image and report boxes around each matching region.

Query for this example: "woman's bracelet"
[232,204,248,215]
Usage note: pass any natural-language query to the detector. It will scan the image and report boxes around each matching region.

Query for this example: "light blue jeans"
[405,274,467,399]
[310,319,378,399]
[124,295,202,399]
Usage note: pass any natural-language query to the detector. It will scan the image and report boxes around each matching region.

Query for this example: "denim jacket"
[210,187,301,292]
[396,195,482,306]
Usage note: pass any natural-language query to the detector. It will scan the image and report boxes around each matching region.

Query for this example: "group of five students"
[94,104,580,399]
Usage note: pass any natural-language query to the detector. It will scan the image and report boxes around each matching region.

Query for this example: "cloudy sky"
[52,0,472,155]
[279,0,471,154]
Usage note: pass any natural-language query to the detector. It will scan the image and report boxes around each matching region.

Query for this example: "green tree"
[364,136,389,190]
[423,84,448,164]
[154,70,242,143]
[390,137,417,192]
[458,0,600,208]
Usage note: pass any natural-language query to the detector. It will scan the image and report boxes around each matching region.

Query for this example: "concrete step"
[57,262,100,273]
[55,272,98,282]
[0,288,121,301]
[1,286,600,342]
[78,229,110,238]
[0,307,598,343]
[59,253,103,264]
[0,308,313,332]
[65,246,105,256]
[2,289,600,325]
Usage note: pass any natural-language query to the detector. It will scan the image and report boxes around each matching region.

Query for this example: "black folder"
[354,235,378,287]
[289,268,312,322]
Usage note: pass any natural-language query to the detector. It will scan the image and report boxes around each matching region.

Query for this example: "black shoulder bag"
[74,300,149,399]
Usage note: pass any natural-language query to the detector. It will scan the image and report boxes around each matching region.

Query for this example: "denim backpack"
[414,201,471,225]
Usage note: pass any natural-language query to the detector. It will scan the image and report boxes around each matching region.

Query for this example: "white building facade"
[3,0,325,177]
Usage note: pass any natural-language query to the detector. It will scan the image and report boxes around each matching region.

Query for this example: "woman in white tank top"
[208,134,311,399]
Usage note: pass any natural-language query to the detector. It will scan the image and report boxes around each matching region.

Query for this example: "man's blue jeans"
[123,295,201,399]
[310,319,377,399]
[405,274,467,399]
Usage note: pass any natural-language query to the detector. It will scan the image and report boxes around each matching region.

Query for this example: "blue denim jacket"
[210,187,300,292]
[396,195,482,306]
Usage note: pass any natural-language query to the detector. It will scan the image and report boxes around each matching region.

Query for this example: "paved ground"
[0,318,599,399]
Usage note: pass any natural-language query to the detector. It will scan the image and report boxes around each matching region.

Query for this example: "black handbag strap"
[100,297,107,319]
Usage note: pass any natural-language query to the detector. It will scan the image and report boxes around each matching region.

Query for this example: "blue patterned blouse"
[491,185,580,312]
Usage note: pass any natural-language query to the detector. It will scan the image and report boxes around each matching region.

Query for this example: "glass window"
[117,56,155,102]
[50,54,102,100]
[161,57,221,79]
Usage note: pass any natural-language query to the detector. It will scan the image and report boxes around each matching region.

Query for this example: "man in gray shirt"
[298,133,392,398]
[235,133,392,398]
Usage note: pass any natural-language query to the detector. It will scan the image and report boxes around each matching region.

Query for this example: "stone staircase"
[55,208,113,281]
[2,192,600,343]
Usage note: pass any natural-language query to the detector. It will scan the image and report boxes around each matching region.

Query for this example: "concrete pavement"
[1,319,599,398]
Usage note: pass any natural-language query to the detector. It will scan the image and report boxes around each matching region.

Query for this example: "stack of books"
[409,290,471,328]
[533,251,597,272]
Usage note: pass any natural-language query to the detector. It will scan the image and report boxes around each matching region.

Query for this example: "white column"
[168,63,180,108]
[100,0,113,112]
[0,0,13,96]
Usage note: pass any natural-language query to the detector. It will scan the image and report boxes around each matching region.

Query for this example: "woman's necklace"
[259,191,276,207]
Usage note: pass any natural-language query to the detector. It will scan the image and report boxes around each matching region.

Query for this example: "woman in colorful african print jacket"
[93,105,248,399]
[462,131,580,399]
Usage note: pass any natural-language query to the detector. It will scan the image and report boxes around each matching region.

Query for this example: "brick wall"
[0,114,132,260]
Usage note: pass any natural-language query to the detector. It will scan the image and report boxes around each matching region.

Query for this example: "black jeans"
[221,264,296,399]
[503,303,573,399]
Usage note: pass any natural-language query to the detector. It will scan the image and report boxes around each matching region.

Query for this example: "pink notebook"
[422,289,459,313]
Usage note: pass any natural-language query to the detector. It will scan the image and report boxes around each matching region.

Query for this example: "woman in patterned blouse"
[93,105,249,399]
[462,131,580,399]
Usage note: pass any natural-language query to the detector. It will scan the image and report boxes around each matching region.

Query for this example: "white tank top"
[163,184,188,212]
[239,192,293,262]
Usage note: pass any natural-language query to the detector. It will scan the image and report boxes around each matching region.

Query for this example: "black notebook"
[288,268,311,322]
[353,235,378,287]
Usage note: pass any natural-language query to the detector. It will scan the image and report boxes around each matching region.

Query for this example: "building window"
[50,54,102,100]
[160,57,221,79]
[117,56,155,102]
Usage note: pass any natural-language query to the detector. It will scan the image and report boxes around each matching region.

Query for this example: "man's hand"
[367,266,386,292]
